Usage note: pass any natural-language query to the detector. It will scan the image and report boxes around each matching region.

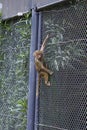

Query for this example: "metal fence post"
[27,9,39,130]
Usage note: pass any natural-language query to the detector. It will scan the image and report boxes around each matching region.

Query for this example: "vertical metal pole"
[34,12,42,130]
[27,9,38,130]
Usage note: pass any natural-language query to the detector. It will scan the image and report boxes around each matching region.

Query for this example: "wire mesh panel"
[0,16,31,130]
[37,1,86,130]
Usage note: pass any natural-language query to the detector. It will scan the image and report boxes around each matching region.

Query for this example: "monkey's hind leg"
[42,65,53,75]
[40,71,51,86]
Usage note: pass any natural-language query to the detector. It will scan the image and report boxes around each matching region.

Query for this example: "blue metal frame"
[34,12,42,130]
[27,9,39,130]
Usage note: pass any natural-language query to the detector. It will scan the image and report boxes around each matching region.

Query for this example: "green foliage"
[69,0,86,4]
[43,4,86,71]
[11,97,28,130]
[0,12,31,130]
[45,38,86,71]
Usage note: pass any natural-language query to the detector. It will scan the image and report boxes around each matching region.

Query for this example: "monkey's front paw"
[50,71,53,75]
[47,82,51,86]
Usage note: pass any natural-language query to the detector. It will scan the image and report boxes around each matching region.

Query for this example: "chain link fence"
[38,1,86,130]
[0,14,31,130]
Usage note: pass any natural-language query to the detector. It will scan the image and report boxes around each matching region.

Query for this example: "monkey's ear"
[33,50,38,56]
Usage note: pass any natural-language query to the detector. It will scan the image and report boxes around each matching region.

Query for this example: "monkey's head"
[33,50,43,59]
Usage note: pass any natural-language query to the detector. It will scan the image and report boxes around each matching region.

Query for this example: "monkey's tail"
[36,74,40,96]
